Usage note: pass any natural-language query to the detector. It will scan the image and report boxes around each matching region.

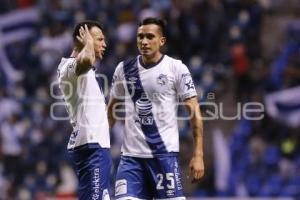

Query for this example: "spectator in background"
[1,0,300,198]
[0,112,28,196]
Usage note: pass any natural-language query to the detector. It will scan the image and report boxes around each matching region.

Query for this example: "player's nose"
[141,38,149,45]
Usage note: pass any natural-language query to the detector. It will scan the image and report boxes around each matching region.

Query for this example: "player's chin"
[96,53,103,59]
[140,51,151,57]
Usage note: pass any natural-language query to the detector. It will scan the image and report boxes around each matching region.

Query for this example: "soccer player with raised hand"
[57,21,111,200]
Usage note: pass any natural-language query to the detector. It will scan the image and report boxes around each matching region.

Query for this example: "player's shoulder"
[58,57,76,71]
[113,61,124,77]
[115,61,124,71]
[164,55,187,72]
[57,57,77,79]
[114,56,139,73]
[164,55,184,66]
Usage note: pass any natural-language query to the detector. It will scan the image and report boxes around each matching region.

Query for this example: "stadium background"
[0,0,300,199]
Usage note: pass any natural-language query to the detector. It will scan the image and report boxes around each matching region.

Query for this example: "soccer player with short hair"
[57,21,111,200]
[108,17,204,200]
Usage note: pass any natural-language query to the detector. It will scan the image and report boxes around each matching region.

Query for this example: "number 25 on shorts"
[156,173,175,190]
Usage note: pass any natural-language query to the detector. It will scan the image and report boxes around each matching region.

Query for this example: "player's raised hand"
[189,155,204,183]
[76,24,94,46]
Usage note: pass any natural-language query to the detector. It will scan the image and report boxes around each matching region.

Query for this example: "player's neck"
[141,52,163,66]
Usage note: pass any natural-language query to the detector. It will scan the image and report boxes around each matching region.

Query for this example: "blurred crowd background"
[0,0,300,199]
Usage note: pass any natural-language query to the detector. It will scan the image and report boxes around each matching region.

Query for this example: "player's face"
[90,26,106,59]
[137,24,165,58]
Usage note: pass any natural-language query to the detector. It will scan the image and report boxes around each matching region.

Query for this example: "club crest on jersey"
[157,74,168,86]
[135,93,154,125]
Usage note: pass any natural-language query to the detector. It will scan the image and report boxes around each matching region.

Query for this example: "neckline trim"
[139,54,165,69]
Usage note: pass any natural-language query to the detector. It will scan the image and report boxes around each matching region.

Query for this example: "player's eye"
[146,34,155,40]
[138,35,144,39]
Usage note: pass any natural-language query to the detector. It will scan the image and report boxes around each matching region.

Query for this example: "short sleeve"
[174,61,197,101]
[110,62,125,99]
[57,58,77,80]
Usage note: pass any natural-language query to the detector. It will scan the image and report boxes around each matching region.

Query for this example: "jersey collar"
[139,54,165,69]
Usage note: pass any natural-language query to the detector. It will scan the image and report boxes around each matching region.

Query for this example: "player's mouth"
[100,49,105,57]
[141,48,150,53]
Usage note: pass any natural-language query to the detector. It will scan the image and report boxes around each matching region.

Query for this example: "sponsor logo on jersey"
[166,189,175,197]
[185,80,195,90]
[174,160,183,190]
[135,93,154,125]
[136,93,152,115]
[68,130,78,147]
[182,73,195,90]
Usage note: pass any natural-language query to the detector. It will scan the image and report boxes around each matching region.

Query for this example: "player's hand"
[76,24,94,46]
[189,155,204,183]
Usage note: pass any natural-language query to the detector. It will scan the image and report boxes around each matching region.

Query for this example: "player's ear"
[160,37,166,46]
[74,39,83,50]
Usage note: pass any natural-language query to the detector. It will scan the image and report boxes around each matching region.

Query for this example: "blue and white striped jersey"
[110,55,197,157]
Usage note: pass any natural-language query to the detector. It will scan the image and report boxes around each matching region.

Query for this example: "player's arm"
[107,97,121,128]
[75,25,95,75]
[184,96,205,182]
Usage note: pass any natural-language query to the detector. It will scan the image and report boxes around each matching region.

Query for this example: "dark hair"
[139,17,166,36]
[72,20,103,42]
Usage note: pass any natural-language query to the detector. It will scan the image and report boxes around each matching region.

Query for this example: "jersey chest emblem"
[157,74,168,86]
